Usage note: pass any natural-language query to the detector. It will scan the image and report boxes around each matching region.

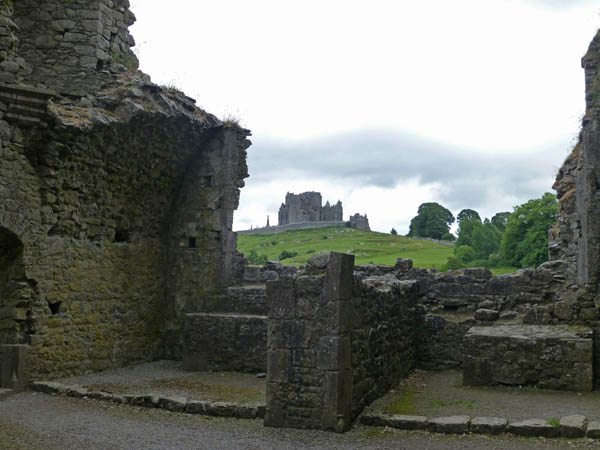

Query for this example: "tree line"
[402,193,558,270]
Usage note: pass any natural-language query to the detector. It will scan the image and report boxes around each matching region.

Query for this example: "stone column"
[265,252,355,432]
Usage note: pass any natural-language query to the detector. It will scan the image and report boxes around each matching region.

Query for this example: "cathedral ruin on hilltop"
[278,191,343,225]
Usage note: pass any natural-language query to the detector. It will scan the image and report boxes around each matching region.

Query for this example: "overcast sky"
[129,0,599,234]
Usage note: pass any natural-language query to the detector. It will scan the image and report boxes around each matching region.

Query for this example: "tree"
[457,209,481,225]
[455,209,481,249]
[407,202,455,240]
[500,193,558,268]
[471,219,501,260]
[390,228,398,235]
[491,211,511,232]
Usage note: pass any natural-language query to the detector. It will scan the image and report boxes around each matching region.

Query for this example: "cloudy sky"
[129,0,599,234]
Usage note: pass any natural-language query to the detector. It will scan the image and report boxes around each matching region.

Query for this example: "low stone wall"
[265,253,421,432]
[237,221,346,235]
[350,275,419,418]
[463,325,593,391]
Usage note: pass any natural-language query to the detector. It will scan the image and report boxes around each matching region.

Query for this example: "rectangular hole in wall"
[189,237,197,248]
[48,301,62,315]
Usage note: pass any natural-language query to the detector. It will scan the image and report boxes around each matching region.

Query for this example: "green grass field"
[237,226,454,268]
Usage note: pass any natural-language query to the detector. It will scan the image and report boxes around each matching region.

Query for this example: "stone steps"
[0,83,56,128]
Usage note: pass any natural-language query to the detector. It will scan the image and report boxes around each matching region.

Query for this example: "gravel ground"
[57,360,266,404]
[2,392,600,450]
[373,370,600,422]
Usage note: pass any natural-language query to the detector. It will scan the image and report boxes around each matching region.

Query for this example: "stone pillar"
[0,344,29,390]
[265,252,355,432]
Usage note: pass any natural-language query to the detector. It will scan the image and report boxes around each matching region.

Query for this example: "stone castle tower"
[278,192,343,226]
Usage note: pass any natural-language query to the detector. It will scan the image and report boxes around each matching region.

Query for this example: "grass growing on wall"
[237,226,454,269]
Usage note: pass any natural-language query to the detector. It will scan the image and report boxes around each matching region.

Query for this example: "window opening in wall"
[189,237,197,248]
[48,300,62,315]
[114,228,130,243]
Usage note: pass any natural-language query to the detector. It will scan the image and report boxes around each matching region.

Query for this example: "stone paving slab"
[31,381,266,419]
[360,369,600,439]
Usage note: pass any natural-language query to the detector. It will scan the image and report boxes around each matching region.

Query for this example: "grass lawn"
[237,226,454,268]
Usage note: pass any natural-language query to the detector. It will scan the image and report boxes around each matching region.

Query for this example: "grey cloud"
[247,129,569,213]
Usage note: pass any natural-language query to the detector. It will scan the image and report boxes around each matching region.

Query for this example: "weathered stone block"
[316,336,351,371]
[470,416,508,434]
[463,325,593,391]
[560,414,587,438]
[266,279,296,319]
[508,419,560,438]
[388,414,428,430]
[427,416,470,434]
[587,421,600,438]
[325,252,355,300]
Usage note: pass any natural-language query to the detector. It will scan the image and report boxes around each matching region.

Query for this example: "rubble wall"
[0,0,250,379]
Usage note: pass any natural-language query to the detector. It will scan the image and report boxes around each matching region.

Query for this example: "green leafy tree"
[455,209,481,249]
[390,228,398,235]
[455,245,476,263]
[491,211,511,232]
[457,209,481,225]
[407,202,455,240]
[500,193,558,268]
[471,219,502,260]
[441,232,456,242]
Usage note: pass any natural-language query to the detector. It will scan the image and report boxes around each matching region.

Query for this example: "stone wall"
[238,221,346,235]
[350,274,418,418]
[552,28,600,291]
[265,253,420,432]
[0,0,251,380]
[11,0,138,94]
[265,253,355,432]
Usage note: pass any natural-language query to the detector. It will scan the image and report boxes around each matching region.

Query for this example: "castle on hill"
[278,191,343,225]
[238,191,369,234]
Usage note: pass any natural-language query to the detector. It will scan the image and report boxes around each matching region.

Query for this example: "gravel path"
[1,391,600,450]
[372,370,600,422]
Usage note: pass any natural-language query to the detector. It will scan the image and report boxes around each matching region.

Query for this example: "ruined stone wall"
[552,28,600,291]
[349,213,370,231]
[0,0,250,380]
[350,275,418,418]
[265,253,421,432]
[11,0,138,94]
[0,2,31,84]
[321,200,343,222]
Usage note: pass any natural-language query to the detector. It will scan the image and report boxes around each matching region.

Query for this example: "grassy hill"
[237,226,454,268]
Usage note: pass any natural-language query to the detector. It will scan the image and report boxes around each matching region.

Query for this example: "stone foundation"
[463,325,593,391]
